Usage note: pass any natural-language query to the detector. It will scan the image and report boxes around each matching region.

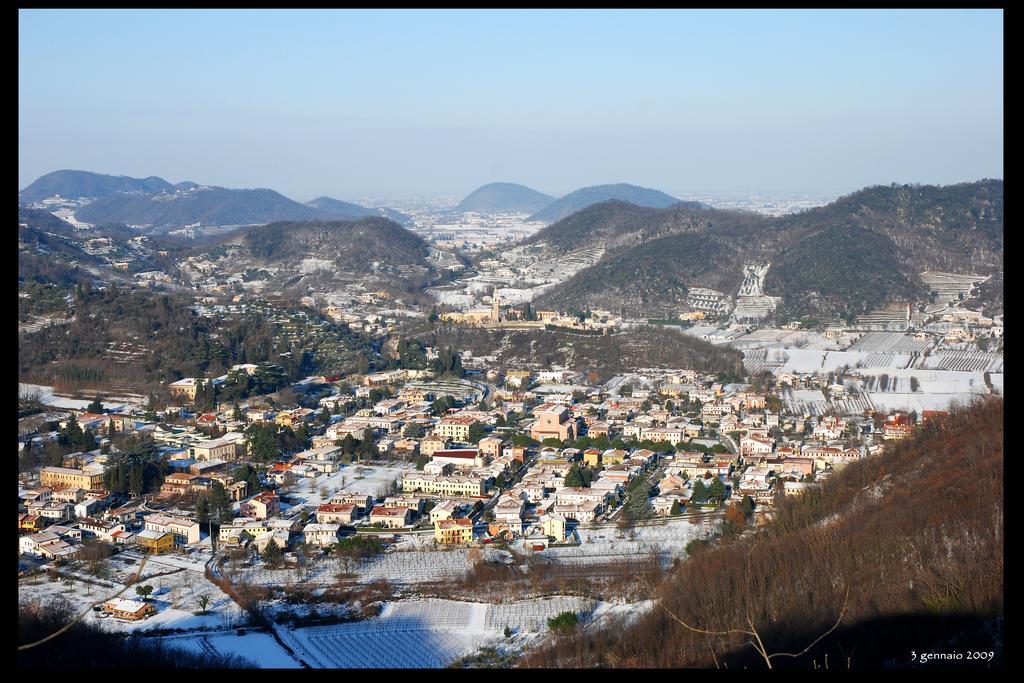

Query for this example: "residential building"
[143,514,200,545]
[434,517,473,544]
[303,523,341,547]
[40,466,105,490]
[369,507,413,528]
[241,491,280,520]
[103,598,156,621]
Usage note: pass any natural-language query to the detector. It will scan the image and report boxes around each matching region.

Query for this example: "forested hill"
[307,196,414,227]
[75,186,325,230]
[18,207,79,235]
[520,200,744,255]
[19,170,177,204]
[305,196,378,219]
[524,397,1004,669]
[526,183,697,223]
[531,180,1003,321]
[454,182,555,213]
[233,217,430,270]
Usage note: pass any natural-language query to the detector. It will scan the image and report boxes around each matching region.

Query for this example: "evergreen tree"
[692,478,708,503]
[128,465,144,498]
[87,396,104,413]
[564,464,587,488]
[144,394,158,421]
[709,477,726,502]
[262,537,283,568]
[196,494,210,524]
[210,481,232,524]
[356,428,376,461]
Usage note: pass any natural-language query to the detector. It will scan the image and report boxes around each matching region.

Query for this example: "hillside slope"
[19,170,177,204]
[530,181,1003,321]
[307,196,413,226]
[523,397,1003,669]
[75,186,325,230]
[454,182,555,213]
[527,183,693,223]
[184,217,441,301]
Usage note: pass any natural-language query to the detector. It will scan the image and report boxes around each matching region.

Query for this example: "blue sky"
[19,9,1002,201]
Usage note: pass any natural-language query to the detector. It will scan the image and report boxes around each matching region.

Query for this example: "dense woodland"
[523,397,1003,669]
[529,181,1003,320]
[420,324,744,383]
[18,285,375,393]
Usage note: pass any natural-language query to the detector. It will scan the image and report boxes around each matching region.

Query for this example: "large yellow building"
[40,466,105,490]
[137,529,175,554]
[434,517,473,544]
[168,378,199,401]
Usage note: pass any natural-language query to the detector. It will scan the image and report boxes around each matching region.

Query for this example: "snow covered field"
[19,383,145,412]
[282,596,609,668]
[541,517,715,567]
[156,631,301,668]
[19,551,246,634]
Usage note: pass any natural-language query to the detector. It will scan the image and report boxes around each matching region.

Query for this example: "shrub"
[548,611,580,632]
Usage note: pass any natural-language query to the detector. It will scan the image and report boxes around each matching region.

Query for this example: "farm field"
[281,596,614,668]
[153,631,300,668]
[848,332,933,354]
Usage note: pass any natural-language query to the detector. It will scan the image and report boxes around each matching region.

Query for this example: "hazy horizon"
[20,9,1003,200]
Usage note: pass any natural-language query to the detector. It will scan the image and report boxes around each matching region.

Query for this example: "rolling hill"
[74,186,325,230]
[529,181,1003,321]
[19,170,177,205]
[454,182,555,213]
[187,217,442,301]
[526,183,695,223]
[307,196,413,226]
[20,170,413,231]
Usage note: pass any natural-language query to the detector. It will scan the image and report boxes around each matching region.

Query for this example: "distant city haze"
[20,9,1002,201]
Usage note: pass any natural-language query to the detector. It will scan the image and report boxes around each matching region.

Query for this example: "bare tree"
[196,595,211,614]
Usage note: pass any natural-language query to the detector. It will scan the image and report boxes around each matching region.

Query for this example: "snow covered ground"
[539,517,715,567]
[19,551,246,634]
[281,596,621,668]
[283,462,415,508]
[19,383,145,412]
[156,631,301,668]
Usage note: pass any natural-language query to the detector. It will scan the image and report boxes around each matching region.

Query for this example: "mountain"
[521,199,732,256]
[188,217,442,302]
[531,181,1003,321]
[19,170,178,205]
[307,196,413,226]
[374,206,415,226]
[526,183,696,223]
[454,182,555,214]
[524,397,1004,669]
[75,186,325,230]
[306,196,377,220]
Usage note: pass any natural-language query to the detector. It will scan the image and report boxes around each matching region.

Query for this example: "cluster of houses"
[20,354,940,578]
